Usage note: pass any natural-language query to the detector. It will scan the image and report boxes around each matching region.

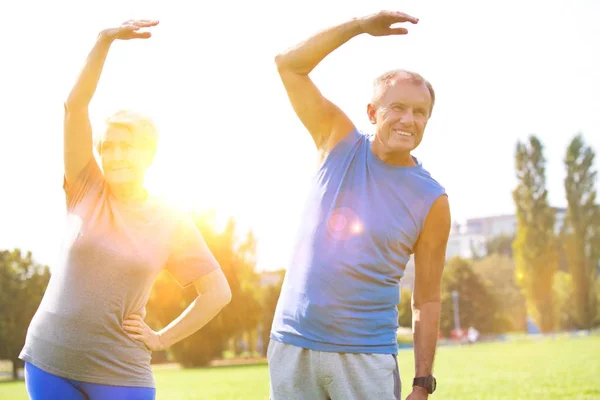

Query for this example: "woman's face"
[99,125,153,186]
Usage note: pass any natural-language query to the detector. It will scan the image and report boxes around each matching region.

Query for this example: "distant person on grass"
[19,19,231,400]
[268,10,450,400]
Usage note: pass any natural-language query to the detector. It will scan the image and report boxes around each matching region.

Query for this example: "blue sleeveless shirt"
[270,128,446,354]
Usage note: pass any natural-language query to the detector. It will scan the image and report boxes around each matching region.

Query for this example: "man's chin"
[388,141,416,154]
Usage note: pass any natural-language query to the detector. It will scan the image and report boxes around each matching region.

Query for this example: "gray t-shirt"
[19,159,220,388]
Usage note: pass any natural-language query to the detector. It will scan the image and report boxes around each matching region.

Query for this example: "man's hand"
[358,10,419,37]
[100,19,159,42]
[406,386,429,400]
[123,314,165,351]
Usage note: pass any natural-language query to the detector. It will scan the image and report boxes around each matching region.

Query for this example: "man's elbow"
[274,53,309,76]
[274,53,295,73]
[274,54,286,70]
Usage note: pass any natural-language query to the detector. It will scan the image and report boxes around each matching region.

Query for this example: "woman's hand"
[123,314,165,352]
[101,19,159,42]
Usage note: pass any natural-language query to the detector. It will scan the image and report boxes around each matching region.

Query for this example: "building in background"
[445,207,566,260]
[401,207,566,291]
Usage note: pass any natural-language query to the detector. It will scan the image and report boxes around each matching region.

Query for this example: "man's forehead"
[380,78,431,103]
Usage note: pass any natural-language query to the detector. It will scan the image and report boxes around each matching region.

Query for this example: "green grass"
[1,335,599,399]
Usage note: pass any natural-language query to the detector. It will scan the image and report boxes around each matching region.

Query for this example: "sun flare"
[145,166,234,234]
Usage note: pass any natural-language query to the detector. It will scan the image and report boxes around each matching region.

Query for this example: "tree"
[256,270,285,356]
[485,234,514,258]
[552,271,578,330]
[440,257,505,336]
[512,136,558,332]
[234,230,262,337]
[227,229,262,356]
[397,288,413,328]
[0,249,50,379]
[472,254,527,332]
[596,280,600,327]
[563,134,600,329]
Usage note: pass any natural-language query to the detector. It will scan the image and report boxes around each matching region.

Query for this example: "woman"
[19,19,232,400]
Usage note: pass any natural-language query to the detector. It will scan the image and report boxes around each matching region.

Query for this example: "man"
[268,10,451,400]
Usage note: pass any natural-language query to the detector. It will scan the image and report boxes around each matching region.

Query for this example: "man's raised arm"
[275,11,418,156]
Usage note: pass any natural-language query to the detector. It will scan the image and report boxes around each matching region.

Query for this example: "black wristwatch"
[413,375,436,394]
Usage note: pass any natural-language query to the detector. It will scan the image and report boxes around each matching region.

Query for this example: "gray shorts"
[267,340,401,400]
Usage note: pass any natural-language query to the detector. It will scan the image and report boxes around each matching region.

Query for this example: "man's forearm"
[66,32,113,107]
[158,291,229,348]
[412,301,441,377]
[275,18,364,75]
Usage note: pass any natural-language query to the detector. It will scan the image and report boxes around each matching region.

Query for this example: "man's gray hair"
[372,69,436,116]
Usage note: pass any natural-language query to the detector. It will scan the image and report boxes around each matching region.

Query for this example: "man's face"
[368,77,432,154]
[99,125,152,186]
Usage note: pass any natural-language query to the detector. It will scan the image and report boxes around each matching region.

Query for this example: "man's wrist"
[412,385,429,396]
[413,374,437,395]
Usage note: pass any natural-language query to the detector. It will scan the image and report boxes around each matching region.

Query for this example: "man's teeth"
[394,130,413,136]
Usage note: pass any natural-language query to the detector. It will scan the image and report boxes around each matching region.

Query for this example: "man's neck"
[371,140,416,167]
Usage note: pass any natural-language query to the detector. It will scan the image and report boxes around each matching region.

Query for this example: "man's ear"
[367,103,377,125]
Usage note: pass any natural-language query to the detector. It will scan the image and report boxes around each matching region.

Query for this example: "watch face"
[431,377,437,392]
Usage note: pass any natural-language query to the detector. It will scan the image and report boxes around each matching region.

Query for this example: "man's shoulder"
[318,126,367,167]
[330,126,367,150]
[413,163,446,195]
[400,164,448,228]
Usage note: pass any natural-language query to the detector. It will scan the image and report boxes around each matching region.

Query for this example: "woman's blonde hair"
[95,110,159,158]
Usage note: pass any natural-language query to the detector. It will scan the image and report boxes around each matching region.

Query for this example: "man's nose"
[399,108,415,126]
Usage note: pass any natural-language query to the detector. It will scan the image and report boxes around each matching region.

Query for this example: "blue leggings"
[25,363,156,400]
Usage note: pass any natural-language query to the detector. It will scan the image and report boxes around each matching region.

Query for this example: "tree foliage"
[0,250,50,379]
[512,136,558,332]
[256,270,285,356]
[397,288,413,328]
[472,253,527,332]
[485,234,514,258]
[440,257,506,336]
[563,134,600,328]
[552,271,579,330]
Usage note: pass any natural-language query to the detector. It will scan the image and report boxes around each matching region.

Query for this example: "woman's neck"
[109,182,148,203]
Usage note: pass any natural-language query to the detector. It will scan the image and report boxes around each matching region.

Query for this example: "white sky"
[0,0,598,271]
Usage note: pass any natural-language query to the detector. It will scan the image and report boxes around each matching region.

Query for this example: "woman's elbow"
[218,284,232,307]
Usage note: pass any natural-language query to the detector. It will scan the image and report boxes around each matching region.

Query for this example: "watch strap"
[413,375,436,394]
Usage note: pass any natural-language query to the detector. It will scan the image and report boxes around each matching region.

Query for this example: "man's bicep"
[413,195,451,305]
[278,70,354,152]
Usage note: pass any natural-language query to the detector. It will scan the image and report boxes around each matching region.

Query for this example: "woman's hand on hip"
[123,314,165,352]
